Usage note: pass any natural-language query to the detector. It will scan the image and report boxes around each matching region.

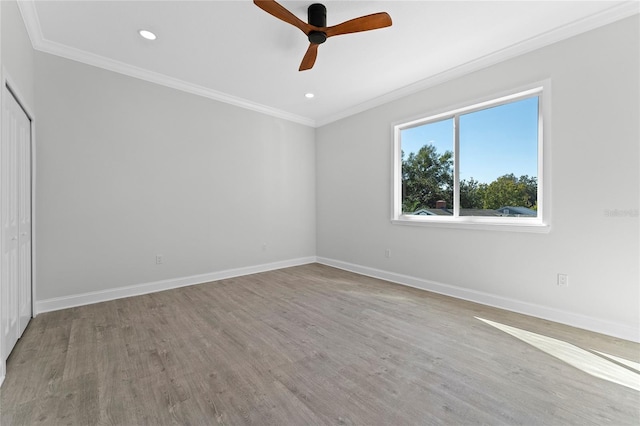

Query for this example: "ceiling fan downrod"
[307,3,327,44]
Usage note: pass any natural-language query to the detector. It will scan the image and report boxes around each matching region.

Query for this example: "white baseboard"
[316,257,640,343]
[34,255,639,343]
[35,257,317,314]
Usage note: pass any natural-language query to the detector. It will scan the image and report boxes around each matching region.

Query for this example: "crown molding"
[16,1,316,128]
[18,1,638,129]
[314,1,640,127]
[16,0,44,49]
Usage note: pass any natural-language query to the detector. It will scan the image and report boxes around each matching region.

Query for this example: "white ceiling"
[18,1,639,126]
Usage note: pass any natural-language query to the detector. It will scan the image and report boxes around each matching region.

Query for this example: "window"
[392,83,548,231]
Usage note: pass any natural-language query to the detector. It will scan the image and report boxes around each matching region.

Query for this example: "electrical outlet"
[156,255,163,265]
[385,248,391,258]
[557,273,568,287]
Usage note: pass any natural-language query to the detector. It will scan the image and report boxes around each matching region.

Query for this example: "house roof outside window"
[410,206,535,217]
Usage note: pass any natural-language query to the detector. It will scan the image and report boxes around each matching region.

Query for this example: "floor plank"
[1,263,638,425]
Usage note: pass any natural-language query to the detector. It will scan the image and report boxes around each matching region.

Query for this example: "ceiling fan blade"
[299,43,319,71]
[253,0,312,34]
[324,12,392,38]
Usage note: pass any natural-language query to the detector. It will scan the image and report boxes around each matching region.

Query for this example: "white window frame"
[391,80,550,233]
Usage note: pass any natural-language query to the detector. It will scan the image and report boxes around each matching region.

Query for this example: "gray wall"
[2,0,34,109]
[35,53,316,300]
[3,0,638,341]
[316,16,639,337]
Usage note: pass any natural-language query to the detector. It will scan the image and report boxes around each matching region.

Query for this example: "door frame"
[0,70,36,386]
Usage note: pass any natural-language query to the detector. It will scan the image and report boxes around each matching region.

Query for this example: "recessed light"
[138,29,157,40]
[305,93,315,99]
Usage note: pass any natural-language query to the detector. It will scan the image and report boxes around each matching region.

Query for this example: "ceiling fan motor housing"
[308,3,327,44]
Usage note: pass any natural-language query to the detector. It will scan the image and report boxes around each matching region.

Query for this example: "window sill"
[391,217,550,233]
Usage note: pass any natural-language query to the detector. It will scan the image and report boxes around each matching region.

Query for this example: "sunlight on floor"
[593,350,640,372]
[476,317,640,392]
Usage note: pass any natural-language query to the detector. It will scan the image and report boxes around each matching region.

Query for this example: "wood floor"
[1,263,639,425]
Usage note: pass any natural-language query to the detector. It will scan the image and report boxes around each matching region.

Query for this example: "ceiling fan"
[254,0,392,71]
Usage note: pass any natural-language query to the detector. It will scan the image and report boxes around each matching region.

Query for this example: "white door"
[1,85,31,362]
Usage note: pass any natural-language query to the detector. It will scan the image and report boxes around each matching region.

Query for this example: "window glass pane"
[459,97,539,217]
[400,118,454,215]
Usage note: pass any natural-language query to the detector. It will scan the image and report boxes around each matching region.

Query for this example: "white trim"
[29,255,640,343]
[1,73,35,120]
[15,0,43,50]
[315,2,640,127]
[390,218,550,233]
[30,107,37,321]
[35,257,317,314]
[316,257,640,343]
[16,2,315,128]
[0,1,3,387]
[17,0,639,128]
[36,39,315,127]
[396,86,543,131]
[392,80,550,231]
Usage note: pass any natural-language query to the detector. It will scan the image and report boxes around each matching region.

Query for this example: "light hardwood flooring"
[1,263,639,425]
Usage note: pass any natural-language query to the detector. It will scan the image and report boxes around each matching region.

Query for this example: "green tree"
[402,145,453,212]
[459,178,487,209]
[518,174,538,210]
[482,174,537,209]
[402,145,537,213]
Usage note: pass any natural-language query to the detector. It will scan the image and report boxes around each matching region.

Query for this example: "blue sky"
[401,97,539,184]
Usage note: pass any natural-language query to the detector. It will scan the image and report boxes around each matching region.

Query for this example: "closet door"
[1,85,31,362]
[1,87,20,361]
